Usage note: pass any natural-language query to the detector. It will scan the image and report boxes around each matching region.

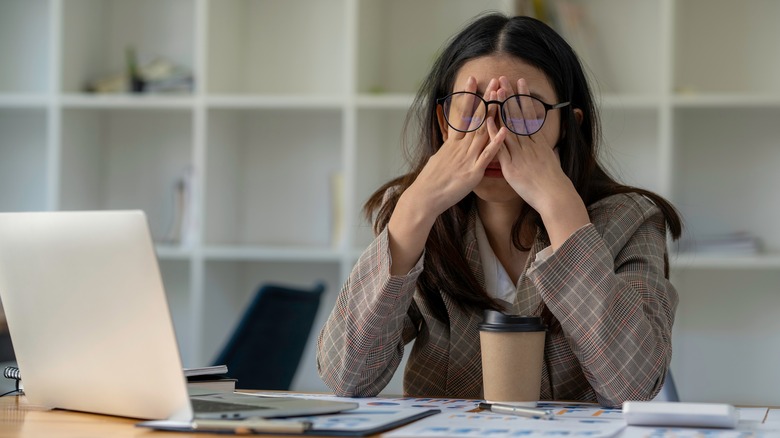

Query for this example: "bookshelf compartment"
[352,107,412,248]
[205,108,343,248]
[201,259,341,391]
[0,109,49,212]
[0,0,51,94]
[566,0,664,96]
[674,0,780,95]
[206,0,347,95]
[356,0,514,94]
[59,108,194,241]
[159,259,193,366]
[670,269,780,405]
[599,107,663,194]
[672,107,780,253]
[60,0,195,94]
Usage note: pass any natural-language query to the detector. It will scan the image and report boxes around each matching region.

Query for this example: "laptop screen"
[0,211,192,420]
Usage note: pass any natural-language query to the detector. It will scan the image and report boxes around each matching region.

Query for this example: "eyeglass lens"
[443,93,547,135]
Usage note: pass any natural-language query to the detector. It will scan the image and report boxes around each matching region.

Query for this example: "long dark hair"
[364,13,682,323]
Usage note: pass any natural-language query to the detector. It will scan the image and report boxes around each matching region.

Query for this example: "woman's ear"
[574,108,584,126]
[561,108,584,140]
[436,105,449,141]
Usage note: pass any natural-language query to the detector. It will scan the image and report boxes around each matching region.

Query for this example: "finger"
[498,75,516,94]
[473,78,497,132]
[486,101,500,139]
[464,77,484,132]
[477,125,508,168]
[485,77,499,96]
[498,76,525,136]
[516,78,541,136]
[446,76,479,140]
[496,78,515,134]
[495,83,523,152]
[470,79,496,139]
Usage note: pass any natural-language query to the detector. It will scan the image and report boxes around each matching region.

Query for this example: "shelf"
[672,94,780,108]
[61,94,195,109]
[206,95,344,109]
[202,245,342,262]
[355,94,416,109]
[599,94,662,110]
[672,253,780,270]
[0,95,49,108]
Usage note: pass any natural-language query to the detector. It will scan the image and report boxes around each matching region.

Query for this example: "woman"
[316,13,681,407]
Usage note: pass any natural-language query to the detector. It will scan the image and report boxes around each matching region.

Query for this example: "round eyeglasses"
[436,91,571,136]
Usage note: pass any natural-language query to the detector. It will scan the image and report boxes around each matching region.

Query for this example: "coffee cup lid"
[478,310,546,332]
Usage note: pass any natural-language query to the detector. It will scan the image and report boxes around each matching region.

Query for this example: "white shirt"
[474,214,554,303]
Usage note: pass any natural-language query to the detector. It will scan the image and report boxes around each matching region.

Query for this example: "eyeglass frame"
[436,91,571,136]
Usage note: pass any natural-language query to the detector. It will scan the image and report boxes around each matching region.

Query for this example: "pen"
[192,418,312,434]
[479,402,555,420]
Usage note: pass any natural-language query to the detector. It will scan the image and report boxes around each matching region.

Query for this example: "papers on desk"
[384,411,625,437]
[239,394,780,438]
[766,408,780,425]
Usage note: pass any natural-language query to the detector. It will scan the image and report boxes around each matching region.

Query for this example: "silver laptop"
[0,210,356,421]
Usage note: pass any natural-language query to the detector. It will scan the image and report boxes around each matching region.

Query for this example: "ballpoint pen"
[479,402,556,420]
[192,418,312,434]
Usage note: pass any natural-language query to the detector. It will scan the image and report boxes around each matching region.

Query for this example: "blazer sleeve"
[316,227,423,397]
[527,194,678,407]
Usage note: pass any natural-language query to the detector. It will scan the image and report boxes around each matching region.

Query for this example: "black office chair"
[212,282,325,390]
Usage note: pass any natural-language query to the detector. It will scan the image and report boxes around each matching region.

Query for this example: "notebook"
[0,210,357,421]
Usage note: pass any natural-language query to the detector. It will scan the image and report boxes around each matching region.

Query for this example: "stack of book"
[184,365,236,392]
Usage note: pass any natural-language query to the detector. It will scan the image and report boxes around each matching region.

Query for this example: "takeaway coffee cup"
[478,310,547,407]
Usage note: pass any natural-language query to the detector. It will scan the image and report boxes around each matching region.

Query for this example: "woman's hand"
[405,76,507,218]
[386,76,507,275]
[493,76,590,249]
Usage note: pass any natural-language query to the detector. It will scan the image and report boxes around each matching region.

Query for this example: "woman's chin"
[473,179,522,204]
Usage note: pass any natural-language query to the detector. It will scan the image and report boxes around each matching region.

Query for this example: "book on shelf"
[159,166,195,246]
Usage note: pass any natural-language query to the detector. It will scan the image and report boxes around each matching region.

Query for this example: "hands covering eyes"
[417,74,570,216]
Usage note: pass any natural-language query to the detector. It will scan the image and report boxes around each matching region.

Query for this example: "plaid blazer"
[317,193,678,407]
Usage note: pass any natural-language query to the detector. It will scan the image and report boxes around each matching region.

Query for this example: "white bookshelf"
[2,0,779,402]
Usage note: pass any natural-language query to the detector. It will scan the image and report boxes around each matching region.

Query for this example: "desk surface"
[3,394,779,438]
[0,395,314,438]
